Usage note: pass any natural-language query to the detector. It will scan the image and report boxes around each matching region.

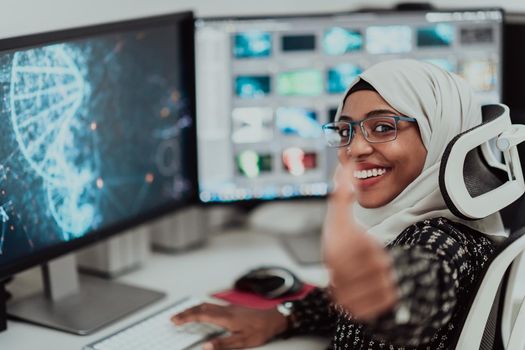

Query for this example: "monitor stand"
[248,200,326,265]
[6,254,165,335]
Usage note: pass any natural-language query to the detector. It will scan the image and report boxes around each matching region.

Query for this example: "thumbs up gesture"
[322,163,398,321]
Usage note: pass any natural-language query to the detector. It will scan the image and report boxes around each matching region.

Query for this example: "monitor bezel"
[0,10,198,279]
[194,7,505,205]
[195,7,504,23]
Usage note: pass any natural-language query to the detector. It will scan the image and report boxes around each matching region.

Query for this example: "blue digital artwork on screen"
[327,64,363,94]
[233,32,272,58]
[323,28,363,55]
[417,24,454,47]
[275,107,322,138]
[0,26,193,263]
[235,75,271,98]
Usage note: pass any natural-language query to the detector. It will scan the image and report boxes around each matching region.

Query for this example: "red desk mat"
[212,283,316,310]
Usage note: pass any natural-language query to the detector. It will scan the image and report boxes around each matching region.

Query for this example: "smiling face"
[338,90,427,208]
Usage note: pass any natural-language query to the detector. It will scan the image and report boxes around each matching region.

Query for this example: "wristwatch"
[276,301,297,338]
[276,301,294,318]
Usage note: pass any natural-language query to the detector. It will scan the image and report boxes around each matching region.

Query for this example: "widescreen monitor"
[195,8,503,203]
[500,13,525,229]
[0,12,196,282]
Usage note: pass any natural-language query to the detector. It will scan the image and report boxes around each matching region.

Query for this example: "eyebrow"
[339,109,399,121]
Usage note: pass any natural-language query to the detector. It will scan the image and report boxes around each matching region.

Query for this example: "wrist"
[267,307,289,336]
[275,301,298,338]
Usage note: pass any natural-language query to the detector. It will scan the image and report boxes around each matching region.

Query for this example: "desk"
[0,229,330,350]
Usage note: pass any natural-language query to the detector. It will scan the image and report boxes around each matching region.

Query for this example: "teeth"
[353,168,388,179]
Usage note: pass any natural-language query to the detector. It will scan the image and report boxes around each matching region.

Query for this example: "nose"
[338,128,374,164]
[342,128,374,159]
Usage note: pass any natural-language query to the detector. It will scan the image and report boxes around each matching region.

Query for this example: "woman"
[171,59,505,349]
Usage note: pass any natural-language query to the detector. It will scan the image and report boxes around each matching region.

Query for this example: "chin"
[356,194,390,208]
[357,201,381,209]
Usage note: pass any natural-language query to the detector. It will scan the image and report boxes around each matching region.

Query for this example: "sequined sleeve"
[284,287,338,338]
[283,218,495,349]
[360,220,495,347]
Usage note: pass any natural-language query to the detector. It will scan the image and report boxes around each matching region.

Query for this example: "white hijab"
[335,59,505,244]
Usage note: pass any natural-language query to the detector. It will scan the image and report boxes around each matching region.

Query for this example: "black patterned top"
[285,217,496,349]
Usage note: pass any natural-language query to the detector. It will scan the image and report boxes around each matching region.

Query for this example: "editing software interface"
[195,9,502,202]
[0,22,195,269]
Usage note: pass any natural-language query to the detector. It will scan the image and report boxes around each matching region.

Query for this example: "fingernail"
[203,342,214,350]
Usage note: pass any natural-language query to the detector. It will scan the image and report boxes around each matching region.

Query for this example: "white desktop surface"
[0,229,330,350]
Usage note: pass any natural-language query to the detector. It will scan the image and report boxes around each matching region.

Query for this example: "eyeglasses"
[322,116,417,148]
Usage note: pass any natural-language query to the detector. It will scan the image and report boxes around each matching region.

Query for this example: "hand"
[171,303,287,350]
[322,163,398,321]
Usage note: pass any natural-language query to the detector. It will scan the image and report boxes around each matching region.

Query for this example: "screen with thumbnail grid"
[195,9,503,202]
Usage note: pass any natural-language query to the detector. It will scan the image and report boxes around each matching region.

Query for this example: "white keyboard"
[84,297,225,350]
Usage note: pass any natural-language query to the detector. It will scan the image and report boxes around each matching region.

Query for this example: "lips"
[353,168,388,179]
[352,163,391,189]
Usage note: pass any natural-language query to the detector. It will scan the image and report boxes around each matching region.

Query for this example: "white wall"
[1,0,525,39]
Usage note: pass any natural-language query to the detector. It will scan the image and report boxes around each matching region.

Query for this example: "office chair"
[439,104,525,349]
[452,226,525,349]
[501,235,525,350]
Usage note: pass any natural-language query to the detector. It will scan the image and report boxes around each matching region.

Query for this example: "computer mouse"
[233,266,304,299]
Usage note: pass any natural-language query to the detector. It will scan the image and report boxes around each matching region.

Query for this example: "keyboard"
[84,297,225,350]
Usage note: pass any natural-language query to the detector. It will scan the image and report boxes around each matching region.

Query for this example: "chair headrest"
[439,104,525,220]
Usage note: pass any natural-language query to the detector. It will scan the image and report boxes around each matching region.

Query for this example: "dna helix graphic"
[9,44,98,240]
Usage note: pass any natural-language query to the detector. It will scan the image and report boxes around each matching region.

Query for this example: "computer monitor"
[500,13,525,230]
[0,11,196,334]
[195,8,503,203]
[503,13,525,115]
